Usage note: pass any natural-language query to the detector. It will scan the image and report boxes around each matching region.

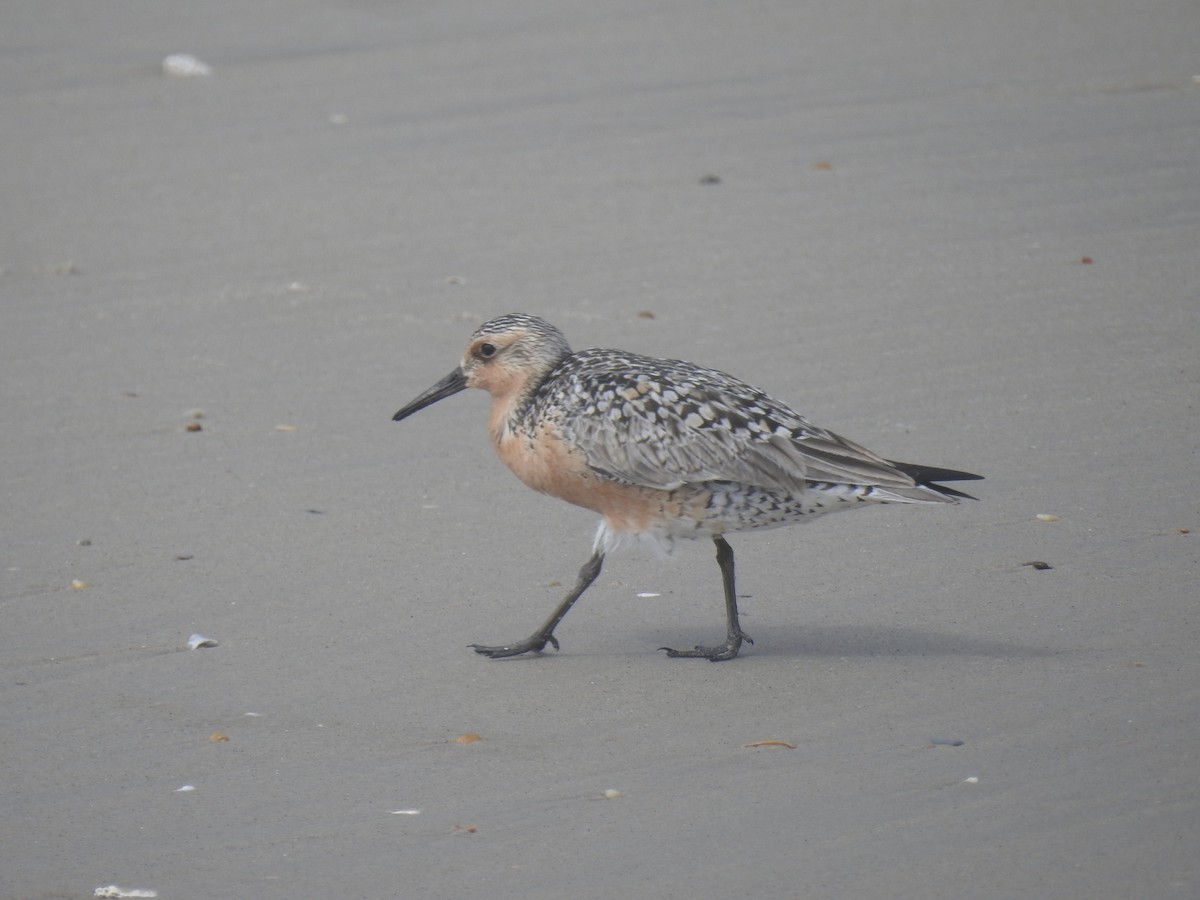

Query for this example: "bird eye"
[478,342,497,359]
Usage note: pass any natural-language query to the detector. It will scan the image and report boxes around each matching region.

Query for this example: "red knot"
[393,314,981,661]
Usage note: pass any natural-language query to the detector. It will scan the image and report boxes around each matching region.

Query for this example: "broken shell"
[162,54,211,77]
[603,789,622,799]
[187,634,218,650]
[454,732,482,744]
[1035,513,1060,522]
[70,579,90,590]
[743,740,797,749]
[390,808,421,815]
[174,784,195,792]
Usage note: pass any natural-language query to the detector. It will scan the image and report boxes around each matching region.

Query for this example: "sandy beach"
[3,1,1198,897]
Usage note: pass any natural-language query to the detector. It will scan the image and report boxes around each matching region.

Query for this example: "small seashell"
[184,422,202,432]
[175,784,196,792]
[208,732,230,742]
[71,579,90,590]
[1035,513,1060,522]
[390,808,421,815]
[274,424,297,432]
[743,740,797,749]
[603,789,622,799]
[454,732,482,744]
[636,592,660,598]
[962,776,979,784]
[162,54,212,77]
[94,887,159,898]
[187,634,218,650]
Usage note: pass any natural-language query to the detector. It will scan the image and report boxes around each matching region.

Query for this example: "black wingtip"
[890,462,984,501]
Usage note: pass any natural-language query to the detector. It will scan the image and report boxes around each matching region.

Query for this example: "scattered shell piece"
[451,824,478,834]
[1080,256,1094,265]
[95,887,158,899]
[930,737,965,747]
[1035,513,1060,522]
[743,740,796,749]
[71,579,90,590]
[184,422,202,432]
[813,160,834,171]
[391,808,421,815]
[274,424,297,432]
[962,776,979,785]
[175,784,195,792]
[1177,527,1191,535]
[244,712,262,717]
[603,789,622,799]
[636,310,656,319]
[208,732,230,742]
[1021,560,1053,570]
[162,54,212,77]
[187,634,218,650]
[636,592,661,598]
[454,732,482,744]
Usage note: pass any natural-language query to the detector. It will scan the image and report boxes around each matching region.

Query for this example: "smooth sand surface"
[3,2,1198,897]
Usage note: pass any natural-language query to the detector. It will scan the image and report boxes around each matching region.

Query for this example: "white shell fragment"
[603,789,622,799]
[962,776,980,784]
[390,808,422,815]
[162,54,212,77]
[175,784,196,792]
[636,592,660,598]
[94,888,158,899]
[187,633,218,650]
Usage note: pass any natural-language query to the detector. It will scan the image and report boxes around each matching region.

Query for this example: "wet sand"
[3,1,1198,897]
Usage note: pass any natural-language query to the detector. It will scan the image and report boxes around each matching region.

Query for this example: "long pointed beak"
[392,368,468,421]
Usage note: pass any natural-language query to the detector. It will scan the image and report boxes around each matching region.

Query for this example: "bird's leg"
[660,535,753,661]
[470,551,604,659]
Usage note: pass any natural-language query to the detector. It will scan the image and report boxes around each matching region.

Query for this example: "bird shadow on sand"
[647,624,1058,660]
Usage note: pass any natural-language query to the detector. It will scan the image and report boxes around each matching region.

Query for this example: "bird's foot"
[469,632,560,659]
[659,630,752,662]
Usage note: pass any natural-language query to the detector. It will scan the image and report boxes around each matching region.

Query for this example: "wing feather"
[538,350,926,496]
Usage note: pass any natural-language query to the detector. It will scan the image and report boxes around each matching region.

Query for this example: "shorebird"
[393,314,980,661]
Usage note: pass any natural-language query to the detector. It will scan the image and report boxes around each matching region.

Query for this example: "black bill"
[392,368,468,421]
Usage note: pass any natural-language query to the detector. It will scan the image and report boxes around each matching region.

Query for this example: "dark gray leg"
[660,535,753,661]
[470,551,604,658]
